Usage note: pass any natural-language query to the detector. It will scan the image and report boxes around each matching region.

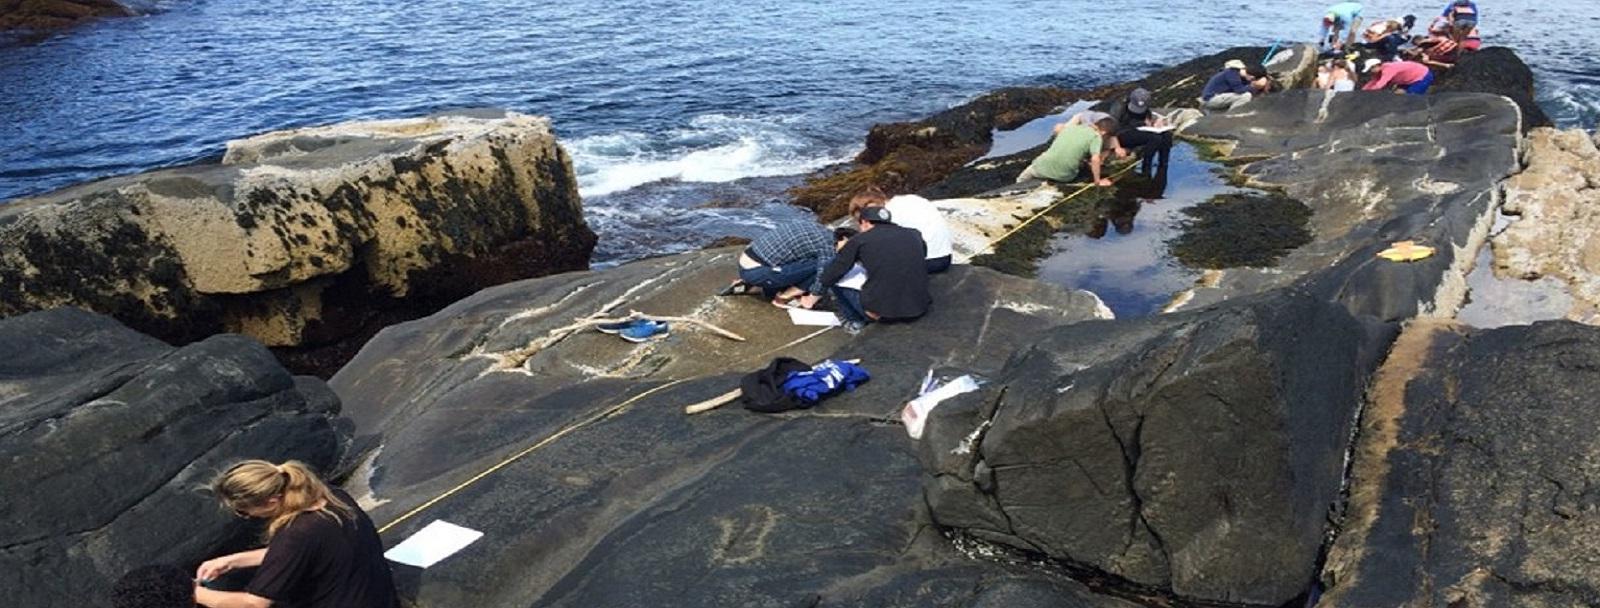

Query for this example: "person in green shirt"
[1016,116,1117,186]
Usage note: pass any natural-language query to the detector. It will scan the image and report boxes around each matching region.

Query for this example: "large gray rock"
[330,250,1129,607]
[1178,90,1521,321]
[0,110,595,351]
[0,308,352,608]
[1490,127,1600,324]
[919,288,1392,606]
[1322,320,1600,607]
[914,90,1523,606]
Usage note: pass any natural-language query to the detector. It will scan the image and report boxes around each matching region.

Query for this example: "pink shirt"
[1363,61,1431,90]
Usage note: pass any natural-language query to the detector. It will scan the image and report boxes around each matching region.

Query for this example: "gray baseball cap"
[1128,88,1152,113]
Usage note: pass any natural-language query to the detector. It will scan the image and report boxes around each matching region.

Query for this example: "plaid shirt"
[749,221,835,294]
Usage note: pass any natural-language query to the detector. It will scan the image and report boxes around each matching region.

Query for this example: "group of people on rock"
[732,186,951,335]
[1312,1,1485,96]
[1016,86,1177,189]
[104,6,1510,608]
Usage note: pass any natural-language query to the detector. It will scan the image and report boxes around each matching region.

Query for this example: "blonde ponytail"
[212,460,354,541]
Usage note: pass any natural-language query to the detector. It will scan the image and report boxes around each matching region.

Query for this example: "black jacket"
[819,223,930,320]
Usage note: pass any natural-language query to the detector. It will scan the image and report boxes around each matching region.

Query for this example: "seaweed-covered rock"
[331,250,1125,607]
[0,110,595,369]
[791,88,1078,221]
[1322,320,1600,607]
[0,0,132,32]
[0,308,352,608]
[919,289,1393,606]
[790,46,1322,223]
[1432,47,1552,130]
[1170,192,1313,269]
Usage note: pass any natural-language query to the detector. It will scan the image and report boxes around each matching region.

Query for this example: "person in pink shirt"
[1362,59,1434,95]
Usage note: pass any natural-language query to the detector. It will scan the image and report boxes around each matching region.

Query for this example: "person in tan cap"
[1201,59,1254,111]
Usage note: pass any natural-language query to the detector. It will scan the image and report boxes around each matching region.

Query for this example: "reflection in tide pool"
[1034,143,1256,318]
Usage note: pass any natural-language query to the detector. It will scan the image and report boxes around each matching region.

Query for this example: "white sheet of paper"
[384,520,484,568]
[787,308,841,327]
[836,264,867,290]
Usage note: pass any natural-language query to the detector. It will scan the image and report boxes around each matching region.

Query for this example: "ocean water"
[2,0,1595,263]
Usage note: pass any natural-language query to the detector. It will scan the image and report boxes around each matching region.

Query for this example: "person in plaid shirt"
[733,220,836,306]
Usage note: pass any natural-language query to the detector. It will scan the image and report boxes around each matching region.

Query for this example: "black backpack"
[740,357,813,413]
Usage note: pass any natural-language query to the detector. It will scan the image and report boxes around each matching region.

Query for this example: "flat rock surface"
[0,308,352,608]
[1322,320,1600,607]
[331,250,1120,606]
[1179,89,1521,321]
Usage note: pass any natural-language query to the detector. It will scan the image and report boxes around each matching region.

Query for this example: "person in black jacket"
[812,205,930,334]
[1107,88,1172,176]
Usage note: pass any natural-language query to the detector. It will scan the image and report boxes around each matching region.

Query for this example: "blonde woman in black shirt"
[194,460,398,608]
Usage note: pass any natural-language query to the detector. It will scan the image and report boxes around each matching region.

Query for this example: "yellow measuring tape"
[376,378,689,534]
[375,164,1142,534]
[974,163,1139,256]
[375,326,837,534]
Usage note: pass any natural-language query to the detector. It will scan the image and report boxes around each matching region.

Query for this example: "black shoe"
[717,282,755,296]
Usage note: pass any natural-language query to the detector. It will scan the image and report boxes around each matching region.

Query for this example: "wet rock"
[791,88,1078,221]
[330,250,1122,606]
[1490,127,1600,323]
[1179,89,1520,320]
[0,0,131,32]
[0,110,595,373]
[0,308,352,608]
[1432,47,1553,130]
[1322,320,1600,607]
[918,289,1393,606]
[790,46,1321,223]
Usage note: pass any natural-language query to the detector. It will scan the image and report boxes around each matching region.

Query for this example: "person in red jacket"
[1362,59,1434,95]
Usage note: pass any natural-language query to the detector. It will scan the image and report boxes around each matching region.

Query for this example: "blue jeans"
[832,286,869,324]
[739,262,817,300]
[1404,71,1435,95]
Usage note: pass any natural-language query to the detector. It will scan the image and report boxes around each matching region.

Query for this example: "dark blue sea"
[3,0,1595,263]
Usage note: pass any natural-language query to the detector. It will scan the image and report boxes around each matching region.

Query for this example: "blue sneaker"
[620,321,670,343]
[597,319,648,334]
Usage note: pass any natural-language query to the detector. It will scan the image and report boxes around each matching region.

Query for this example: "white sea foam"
[567,114,852,197]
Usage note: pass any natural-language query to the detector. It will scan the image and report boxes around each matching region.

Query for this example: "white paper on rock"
[383,520,484,568]
[836,264,867,290]
[788,308,842,326]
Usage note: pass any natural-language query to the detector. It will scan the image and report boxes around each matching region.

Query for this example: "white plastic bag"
[902,375,980,439]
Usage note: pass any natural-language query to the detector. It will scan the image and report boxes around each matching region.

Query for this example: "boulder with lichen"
[0,110,596,369]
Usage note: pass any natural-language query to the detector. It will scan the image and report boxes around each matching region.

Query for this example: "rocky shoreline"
[0,110,596,377]
[5,45,1600,608]
[0,0,133,33]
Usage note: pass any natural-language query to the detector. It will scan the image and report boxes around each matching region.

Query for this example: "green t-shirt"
[1028,124,1103,182]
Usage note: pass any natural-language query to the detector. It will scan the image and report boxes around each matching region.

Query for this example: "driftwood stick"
[684,388,743,415]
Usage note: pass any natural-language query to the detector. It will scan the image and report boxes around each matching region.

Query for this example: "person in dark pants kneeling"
[734,221,836,307]
[1107,88,1173,176]
[809,205,930,335]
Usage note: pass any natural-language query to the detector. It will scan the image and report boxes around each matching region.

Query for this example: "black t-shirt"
[818,223,930,320]
[246,490,399,608]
